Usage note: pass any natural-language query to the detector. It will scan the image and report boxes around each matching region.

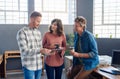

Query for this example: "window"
[0,0,28,24]
[35,0,76,24]
[93,0,120,38]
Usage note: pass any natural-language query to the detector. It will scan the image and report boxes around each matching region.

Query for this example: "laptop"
[111,50,120,70]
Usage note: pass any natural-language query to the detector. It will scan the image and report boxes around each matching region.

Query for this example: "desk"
[64,56,73,71]
[64,56,120,79]
[0,50,44,78]
[4,50,21,78]
[95,66,120,79]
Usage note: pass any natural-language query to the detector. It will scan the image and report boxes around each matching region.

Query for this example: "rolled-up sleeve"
[88,35,98,58]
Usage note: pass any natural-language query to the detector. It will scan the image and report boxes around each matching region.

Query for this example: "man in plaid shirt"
[16,11,51,79]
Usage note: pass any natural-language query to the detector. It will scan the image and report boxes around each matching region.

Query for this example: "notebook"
[99,67,120,75]
[111,50,120,70]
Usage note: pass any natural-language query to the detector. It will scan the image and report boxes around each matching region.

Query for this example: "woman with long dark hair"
[42,19,66,79]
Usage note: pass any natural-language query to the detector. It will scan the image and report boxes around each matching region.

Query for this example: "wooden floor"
[0,69,67,79]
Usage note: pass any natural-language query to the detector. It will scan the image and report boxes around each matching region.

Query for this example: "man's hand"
[40,48,55,55]
[70,50,80,57]
[69,49,74,55]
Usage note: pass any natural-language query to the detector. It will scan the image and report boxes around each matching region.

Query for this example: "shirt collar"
[27,26,38,30]
[77,30,86,37]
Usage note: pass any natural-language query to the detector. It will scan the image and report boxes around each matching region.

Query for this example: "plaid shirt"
[16,26,42,71]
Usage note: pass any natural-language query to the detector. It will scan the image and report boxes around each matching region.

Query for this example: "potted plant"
[65,33,74,55]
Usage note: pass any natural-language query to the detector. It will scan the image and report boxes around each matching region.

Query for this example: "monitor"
[111,50,120,67]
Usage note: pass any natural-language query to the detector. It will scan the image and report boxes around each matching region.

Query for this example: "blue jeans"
[23,67,42,79]
[45,64,64,79]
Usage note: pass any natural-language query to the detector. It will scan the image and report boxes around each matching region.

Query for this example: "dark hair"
[74,16,87,29]
[30,11,42,18]
[49,19,64,36]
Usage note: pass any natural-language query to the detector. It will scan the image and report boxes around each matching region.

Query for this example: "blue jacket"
[73,30,99,70]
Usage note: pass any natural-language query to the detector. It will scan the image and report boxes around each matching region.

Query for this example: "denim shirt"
[73,30,99,70]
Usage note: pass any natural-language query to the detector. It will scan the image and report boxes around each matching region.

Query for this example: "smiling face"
[51,22,57,32]
[29,11,42,28]
[74,22,84,34]
[74,16,87,35]
[49,19,63,36]
[30,16,42,28]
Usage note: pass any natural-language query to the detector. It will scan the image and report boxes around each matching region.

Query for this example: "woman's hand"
[49,44,56,49]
